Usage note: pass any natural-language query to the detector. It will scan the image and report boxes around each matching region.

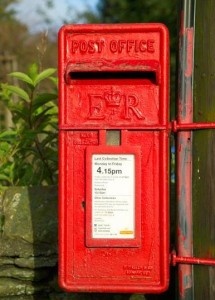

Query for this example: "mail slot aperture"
[68,71,157,82]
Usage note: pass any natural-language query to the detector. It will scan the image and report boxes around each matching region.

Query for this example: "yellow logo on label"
[120,230,134,235]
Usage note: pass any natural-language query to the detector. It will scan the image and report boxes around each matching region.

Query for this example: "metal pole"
[177,0,196,299]
[192,0,215,298]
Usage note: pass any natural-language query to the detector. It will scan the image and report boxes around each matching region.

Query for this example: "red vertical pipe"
[177,0,195,299]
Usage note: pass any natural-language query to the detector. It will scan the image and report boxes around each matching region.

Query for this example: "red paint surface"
[58,24,169,293]
[185,29,194,78]
[177,12,194,297]
[171,251,215,266]
[172,120,215,132]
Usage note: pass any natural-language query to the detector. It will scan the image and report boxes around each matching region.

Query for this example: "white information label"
[92,154,135,239]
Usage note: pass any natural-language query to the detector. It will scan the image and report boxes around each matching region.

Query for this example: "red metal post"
[172,120,215,132]
[171,251,215,267]
[177,0,195,299]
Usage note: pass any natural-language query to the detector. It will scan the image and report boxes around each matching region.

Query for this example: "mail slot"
[58,23,169,293]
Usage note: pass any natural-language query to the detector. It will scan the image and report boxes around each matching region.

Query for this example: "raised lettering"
[79,40,87,53]
[88,40,95,53]
[127,40,135,52]
[71,40,79,53]
[71,39,155,54]
[118,40,126,53]
[139,40,147,52]
[110,40,118,53]
[135,40,139,52]
[88,94,105,120]
[88,92,145,121]
[147,39,155,53]
[125,95,144,120]
[97,40,105,53]
[73,132,98,145]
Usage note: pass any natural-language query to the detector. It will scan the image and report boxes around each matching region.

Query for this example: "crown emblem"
[104,90,122,106]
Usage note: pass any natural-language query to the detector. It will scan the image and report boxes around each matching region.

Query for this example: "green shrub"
[0,63,58,186]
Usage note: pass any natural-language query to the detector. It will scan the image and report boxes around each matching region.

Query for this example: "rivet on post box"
[59,24,169,293]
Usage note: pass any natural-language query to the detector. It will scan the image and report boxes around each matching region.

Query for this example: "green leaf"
[0,63,59,186]
[40,133,57,147]
[22,130,38,140]
[48,122,58,130]
[3,85,30,102]
[36,116,58,130]
[9,72,34,86]
[43,147,58,162]
[45,106,58,115]
[0,130,17,139]
[33,107,54,127]
[49,76,58,86]
[8,106,28,122]
[0,141,11,152]
[0,174,11,182]
[28,63,38,81]
[32,93,57,111]
[34,68,56,86]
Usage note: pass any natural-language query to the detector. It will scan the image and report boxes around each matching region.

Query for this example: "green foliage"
[0,0,18,20]
[0,63,58,186]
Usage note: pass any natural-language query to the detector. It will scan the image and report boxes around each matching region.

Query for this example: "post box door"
[59,23,169,294]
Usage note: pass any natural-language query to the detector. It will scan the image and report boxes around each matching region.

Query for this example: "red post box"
[58,23,169,293]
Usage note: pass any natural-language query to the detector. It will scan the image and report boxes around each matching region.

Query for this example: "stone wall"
[0,186,146,300]
[0,186,59,299]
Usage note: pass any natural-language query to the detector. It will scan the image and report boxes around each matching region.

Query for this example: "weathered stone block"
[0,265,50,281]
[14,256,57,269]
[0,278,49,296]
[0,186,58,257]
[0,258,14,266]
[129,295,146,300]
[0,295,48,299]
